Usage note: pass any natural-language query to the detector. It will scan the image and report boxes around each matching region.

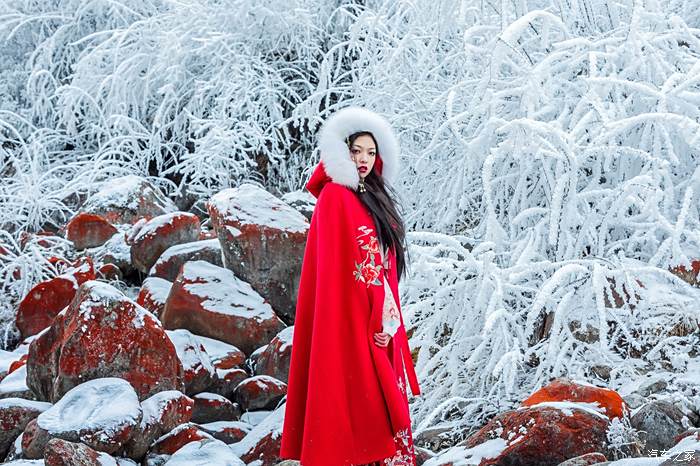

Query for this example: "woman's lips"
[359,167,367,173]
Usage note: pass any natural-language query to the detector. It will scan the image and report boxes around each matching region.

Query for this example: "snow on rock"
[163,438,244,466]
[194,334,245,370]
[65,213,118,251]
[161,261,286,355]
[24,378,141,457]
[15,256,95,339]
[130,212,201,274]
[166,329,216,395]
[2,460,43,465]
[208,184,308,324]
[198,421,251,445]
[230,404,284,465]
[522,378,628,421]
[122,390,194,460]
[253,326,293,383]
[136,277,173,319]
[82,175,178,225]
[460,405,610,466]
[280,189,316,221]
[43,438,119,466]
[209,368,249,400]
[423,438,508,466]
[148,422,213,457]
[93,227,134,275]
[26,280,184,403]
[0,398,51,458]
[0,365,31,399]
[191,392,241,424]
[233,375,287,412]
[149,239,223,281]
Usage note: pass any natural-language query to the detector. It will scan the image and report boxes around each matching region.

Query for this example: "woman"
[280,107,420,466]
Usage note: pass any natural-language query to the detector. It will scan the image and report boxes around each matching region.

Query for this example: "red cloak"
[279,162,420,465]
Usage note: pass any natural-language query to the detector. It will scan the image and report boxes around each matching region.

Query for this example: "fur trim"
[318,106,400,190]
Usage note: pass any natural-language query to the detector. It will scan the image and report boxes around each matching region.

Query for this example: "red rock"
[122,390,194,460]
[233,406,284,465]
[44,438,114,465]
[209,368,249,400]
[160,261,286,355]
[254,326,293,383]
[82,175,178,225]
[191,393,241,424]
[130,212,201,273]
[148,238,223,281]
[522,378,628,420]
[15,257,95,339]
[198,421,250,444]
[233,375,287,411]
[208,184,309,324]
[166,330,216,395]
[148,422,212,456]
[96,263,122,281]
[26,281,184,402]
[670,259,700,286]
[8,354,28,375]
[21,418,50,459]
[464,406,610,466]
[137,277,172,319]
[65,213,118,250]
[0,398,50,458]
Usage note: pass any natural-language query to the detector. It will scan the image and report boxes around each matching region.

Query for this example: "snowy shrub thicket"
[3,0,700,445]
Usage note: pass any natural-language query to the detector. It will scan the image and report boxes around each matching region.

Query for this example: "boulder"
[190,393,241,424]
[0,365,33,400]
[44,438,119,466]
[82,175,177,225]
[122,390,194,460]
[166,330,216,396]
[147,422,212,456]
[130,212,201,274]
[26,281,183,402]
[208,184,308,324]
[149,239,223,281]
[0,398,51,459]
[254,326,293,383]
[160,261,286,355]
[522,378,628,421]
[230,405,285,465]
[136,277,172,319]
[163,438,244,465]
[23,378,141,458]
[198,421,251,444]
[631,400,686,452]
[65,213,118,250]
[15,257,95,339]
[460,405,610,466]
[232,375,286,412]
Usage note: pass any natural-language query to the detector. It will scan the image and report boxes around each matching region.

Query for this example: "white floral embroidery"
[397,377,405,395]
[380,245,401,337]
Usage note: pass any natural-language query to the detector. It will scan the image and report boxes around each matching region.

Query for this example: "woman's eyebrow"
[351,143,377,151]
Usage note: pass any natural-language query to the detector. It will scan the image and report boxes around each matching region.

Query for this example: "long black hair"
[348,131,409,282]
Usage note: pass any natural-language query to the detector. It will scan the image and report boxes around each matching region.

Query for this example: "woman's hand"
[373,332,391,347]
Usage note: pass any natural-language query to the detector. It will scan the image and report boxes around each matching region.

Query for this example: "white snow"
[0,348,27,373]
[194,334,243,362]
[230,405,284,457]
[519,401,609,420]
[239,410,274,427]
[0,397,51,412]
[84,175,176,215]
[76,280,159,329]
[0,365,28,395]
[272,326,293,351]
[149,239,221,273]
[198,421,252,433]
[140,277,173,305]
[132,212,198,243]
[37,378,142,435]
[422,438,508,466]
[139,390,192,430]
[166,329,214,377]
[193,392,229,402]
[164,438,245,465]
[180,261,278,320]
[208,184,308,234]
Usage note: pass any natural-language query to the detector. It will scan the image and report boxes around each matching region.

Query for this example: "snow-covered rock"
[160,261,286,355]
[82,175,178,225]
[130,212,201,274]
[0,398,51,458]
[190,392,240,424]
[122,390,194,460]
[136,277,172,319]
[230,404,285,465]
[43,438,119,466]
[208,184,308,324]
[26,281,184,402]
[149,239,223,281]
[198,421,251,445]
[0,365,31,400]
[65,212,118,250]
[253,326,293,383]
[164,438,244,465]
[233,375,287,412]
[166,330,216,395]
[23,378,141,458]
[147,422,213,457]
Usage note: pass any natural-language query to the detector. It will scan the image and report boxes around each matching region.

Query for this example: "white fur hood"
[317,106,400,190]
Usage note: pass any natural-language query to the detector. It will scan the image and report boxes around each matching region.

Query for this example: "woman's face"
[349,134,376,179]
